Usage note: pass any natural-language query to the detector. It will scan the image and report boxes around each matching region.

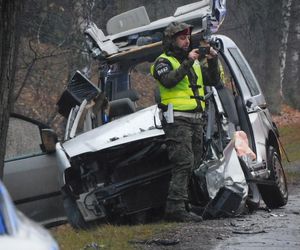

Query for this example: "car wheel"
[259,146,288,208]
[63,194,88,229]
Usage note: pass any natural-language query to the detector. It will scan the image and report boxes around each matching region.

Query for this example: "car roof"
[84,0,227,63]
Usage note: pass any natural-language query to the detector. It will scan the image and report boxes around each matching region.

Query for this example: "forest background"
[8,0,300,135]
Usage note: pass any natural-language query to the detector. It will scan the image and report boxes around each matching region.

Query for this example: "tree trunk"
[220,0,284,113]
[283,0,300,110]
[67,0,93,80]
[262,1,283,114]
[279,0,293,100]
[0,0,22,178]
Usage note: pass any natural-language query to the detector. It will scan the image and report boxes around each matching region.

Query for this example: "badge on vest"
[157,66,169,76]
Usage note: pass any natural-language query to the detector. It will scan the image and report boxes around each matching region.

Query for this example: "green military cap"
[164,22,193,38]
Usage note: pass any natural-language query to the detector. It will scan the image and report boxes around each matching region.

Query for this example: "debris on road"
[129,238,180,246]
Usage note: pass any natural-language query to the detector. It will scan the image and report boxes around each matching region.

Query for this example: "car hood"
[61,105,164,158]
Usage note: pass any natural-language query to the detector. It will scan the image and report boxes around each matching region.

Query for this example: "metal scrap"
[232,228,267,235]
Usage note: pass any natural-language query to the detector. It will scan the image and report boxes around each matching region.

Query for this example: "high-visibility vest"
[151,53,205,111]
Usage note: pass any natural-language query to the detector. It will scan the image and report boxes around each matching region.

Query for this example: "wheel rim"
[273,154,288,199]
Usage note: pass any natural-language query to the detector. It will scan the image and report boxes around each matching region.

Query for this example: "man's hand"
[206,47,218,59]
[188,49,200,61]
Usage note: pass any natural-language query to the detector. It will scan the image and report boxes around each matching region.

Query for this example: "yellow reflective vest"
[151,53,205,111]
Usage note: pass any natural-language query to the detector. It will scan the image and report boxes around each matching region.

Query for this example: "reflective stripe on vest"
[151,53,205,111]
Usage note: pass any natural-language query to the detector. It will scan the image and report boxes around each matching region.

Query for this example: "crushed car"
[55,0,288,228]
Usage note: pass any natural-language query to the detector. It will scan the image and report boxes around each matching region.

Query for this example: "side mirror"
[41,129,58,153]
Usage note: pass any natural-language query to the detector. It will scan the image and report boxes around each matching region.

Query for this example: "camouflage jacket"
[152,51,220,89]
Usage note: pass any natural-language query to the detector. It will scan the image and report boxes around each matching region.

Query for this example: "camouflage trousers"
[163,116,204,203]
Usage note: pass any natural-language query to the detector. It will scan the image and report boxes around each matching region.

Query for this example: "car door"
[3,114,65,225]
[219,36,271,166]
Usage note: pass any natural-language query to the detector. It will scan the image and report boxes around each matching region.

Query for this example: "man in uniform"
[151,22,220,222]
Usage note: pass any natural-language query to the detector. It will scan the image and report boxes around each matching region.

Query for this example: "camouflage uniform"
[164,116,204,202]
[152,22,220,221]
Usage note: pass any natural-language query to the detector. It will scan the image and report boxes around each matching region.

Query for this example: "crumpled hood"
[61,105,164,158]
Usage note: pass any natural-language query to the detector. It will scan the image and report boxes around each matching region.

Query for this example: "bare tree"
[221,0,285,113]
[279,0,293,100]
[282,1,300,109]
[68,0,94,78]
[0,0,23,178]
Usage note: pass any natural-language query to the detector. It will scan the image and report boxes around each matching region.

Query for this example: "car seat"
[109,98,137,119]
[109,89,140,119]
[114,89,139,102]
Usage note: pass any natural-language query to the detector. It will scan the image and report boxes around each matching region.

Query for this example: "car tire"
[63,195,88,229]
[259,146,288,208]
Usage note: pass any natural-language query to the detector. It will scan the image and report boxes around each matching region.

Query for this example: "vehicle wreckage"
[54,0,288,228]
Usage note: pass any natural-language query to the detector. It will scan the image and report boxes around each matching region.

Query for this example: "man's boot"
[164,200,203,223]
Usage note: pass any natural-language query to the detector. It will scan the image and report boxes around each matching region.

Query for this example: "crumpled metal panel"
[62,105,164,158]
[85,22,119,55]
[206,140,248,200]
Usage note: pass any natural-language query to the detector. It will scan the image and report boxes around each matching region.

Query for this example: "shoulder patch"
[154,58,172,77]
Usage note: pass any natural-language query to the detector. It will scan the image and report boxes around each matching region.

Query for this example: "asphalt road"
[137,164,300,250]
[214,183,300,250]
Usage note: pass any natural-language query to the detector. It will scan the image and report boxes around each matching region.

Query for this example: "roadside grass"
[279,124,300,163]
[286,171,300,184]
[52,222,176,250]
[279,123,300,183]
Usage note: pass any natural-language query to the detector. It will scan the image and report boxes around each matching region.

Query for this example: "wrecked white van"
[55,0,288,228]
